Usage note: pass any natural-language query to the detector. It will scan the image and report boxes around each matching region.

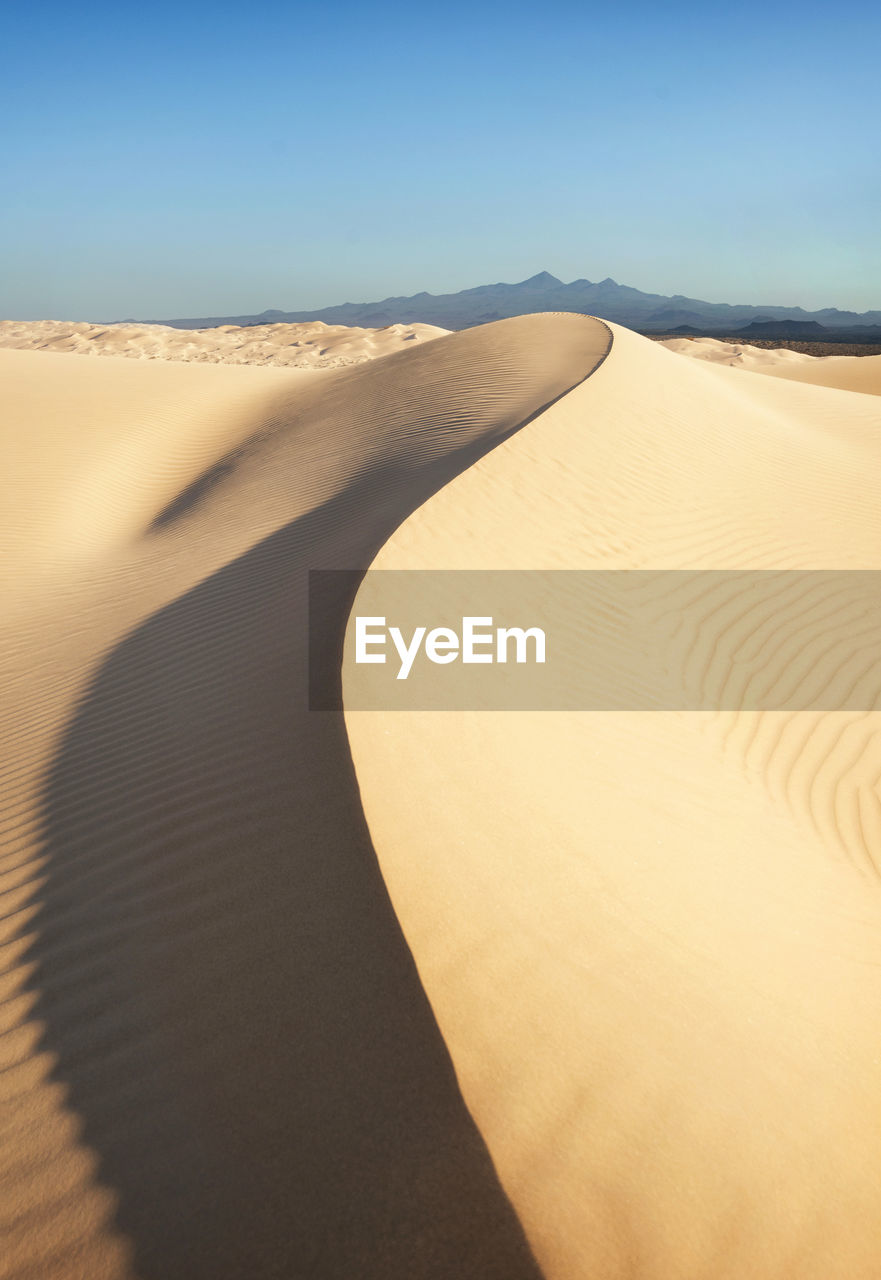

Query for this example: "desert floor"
[2,316,881,1278]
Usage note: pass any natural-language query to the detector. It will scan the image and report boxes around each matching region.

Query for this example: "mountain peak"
[519,271,564,289]
[153,275,881,335]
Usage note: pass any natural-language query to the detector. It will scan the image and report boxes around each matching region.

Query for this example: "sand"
[661,334,881,396]
[4,313,881,1278]
[344,326,881,1277]
[0,315,608,1280]
[0,317,448,369]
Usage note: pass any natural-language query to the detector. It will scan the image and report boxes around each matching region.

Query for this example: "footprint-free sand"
[3,316,881,1278]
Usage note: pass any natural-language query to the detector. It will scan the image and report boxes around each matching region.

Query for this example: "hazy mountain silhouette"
[148,273,881,337]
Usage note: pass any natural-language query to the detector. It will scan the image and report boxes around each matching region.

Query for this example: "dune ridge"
[345,323,881,1278]
[0,315,610,1279]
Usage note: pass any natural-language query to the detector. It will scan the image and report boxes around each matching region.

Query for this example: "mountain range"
[150,272,881,338]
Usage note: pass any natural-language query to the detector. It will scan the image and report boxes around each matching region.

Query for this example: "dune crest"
[345,322,881,1278]
[0,315,609,1279]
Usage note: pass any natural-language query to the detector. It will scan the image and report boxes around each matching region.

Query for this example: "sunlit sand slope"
[0,315,610,1280]
[345,322,881,1279]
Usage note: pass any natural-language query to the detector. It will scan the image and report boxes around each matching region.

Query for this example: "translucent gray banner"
[308,570,881,711]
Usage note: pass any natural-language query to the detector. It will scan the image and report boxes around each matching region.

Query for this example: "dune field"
[2,314,881,1279]
[0,317,448,369]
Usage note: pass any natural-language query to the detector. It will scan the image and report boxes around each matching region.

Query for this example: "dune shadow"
[31,471,545,1279]
[28,318,614,1276]
[149,456,241,531]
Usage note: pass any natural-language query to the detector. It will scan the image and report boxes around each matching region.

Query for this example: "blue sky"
[2,0,879,319]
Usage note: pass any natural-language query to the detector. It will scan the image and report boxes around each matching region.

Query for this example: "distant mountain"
[669,317,881,343]
[737,319,828,338]
[150,273,881,334]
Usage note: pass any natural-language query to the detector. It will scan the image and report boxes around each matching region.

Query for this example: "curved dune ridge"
[344,324,881,1278]
[0,315,610,1280]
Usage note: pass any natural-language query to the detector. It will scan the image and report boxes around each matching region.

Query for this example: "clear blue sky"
[2,0,879,320]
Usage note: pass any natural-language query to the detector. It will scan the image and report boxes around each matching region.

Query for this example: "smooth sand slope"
[0,317,448,368]
[661,334,881,396]
[345,328,881,1278]
[0,316,610,1280]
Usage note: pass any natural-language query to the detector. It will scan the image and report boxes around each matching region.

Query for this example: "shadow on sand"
[31,467,544,1278]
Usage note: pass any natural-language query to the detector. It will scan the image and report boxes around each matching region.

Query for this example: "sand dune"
[6,310,881,1279]
[0,317,448,368]
[0,315,609,1279]
[661,334,881,395]
[345,324,881,1278]
[0,349,306,586]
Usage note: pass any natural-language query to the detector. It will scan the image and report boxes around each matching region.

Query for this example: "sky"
[2,0,879,320]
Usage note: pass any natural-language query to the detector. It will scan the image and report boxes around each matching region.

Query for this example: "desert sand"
[0,317,448,368]
[344,326,881,1277]
[3,315,881,1279]
[661,334,881,396]
[0,315,607,1280]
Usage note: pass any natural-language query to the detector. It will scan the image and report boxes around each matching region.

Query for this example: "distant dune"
[0,317,448,368]
[3,315,881,1278]
[5,316,879,396]
[661,334,881,395]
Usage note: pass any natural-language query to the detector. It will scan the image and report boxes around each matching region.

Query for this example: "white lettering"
[356,616,388,664]
[462,616,494,664]
[496,626,546,664]
[425,627,460,664]
[389,625,427,681]
[353,617,547,679]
